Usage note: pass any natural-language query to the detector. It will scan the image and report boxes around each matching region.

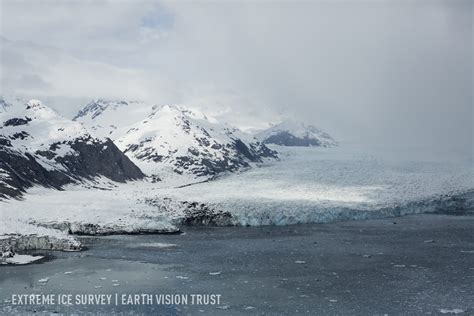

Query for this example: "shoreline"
[1,190,474,265]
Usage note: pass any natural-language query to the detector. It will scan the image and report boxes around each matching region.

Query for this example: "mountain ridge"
[75,100,278,179]
[0,97,145,199]
[256,120,337,147]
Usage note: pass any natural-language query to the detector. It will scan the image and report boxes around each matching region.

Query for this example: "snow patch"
[440,309,465,314]
[132,242,177,248]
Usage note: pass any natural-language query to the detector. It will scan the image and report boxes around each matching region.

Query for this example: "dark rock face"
[0,98,147,199]
[122,130,278,177]
[0,147,70,199]
[3,117,32,127]
[181,201,234,226]
[0,137,145,199]
[251,141,279,158]
[55,137,145,182]
[263,131,323,147]
[144,197,234,227]
[0,137,12,147]
[169,139,277,177]
[233,139,257,161]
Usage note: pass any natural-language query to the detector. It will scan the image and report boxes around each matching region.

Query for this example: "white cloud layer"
[0,0,472,160]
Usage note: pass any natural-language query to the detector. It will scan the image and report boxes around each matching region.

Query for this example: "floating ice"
[440,309,465,314]
[2,254,43,265]
[209,271,221,276]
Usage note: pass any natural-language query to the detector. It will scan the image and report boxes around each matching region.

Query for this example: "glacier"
[1,98,473,261]
[1,144,472,240]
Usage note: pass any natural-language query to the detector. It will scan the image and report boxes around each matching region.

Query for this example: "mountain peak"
[149,104,214,123]
[25,99,43,109]
[257,119,337,147]
[149,104,182,117]
[72,98,277,179]
[0,96,145,199]
[73,99,136,121]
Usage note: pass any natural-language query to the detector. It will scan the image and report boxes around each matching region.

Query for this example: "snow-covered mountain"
[75,100,277,179]
[256,120,337,147]
[73,99,151,139]
[0,97,144,199]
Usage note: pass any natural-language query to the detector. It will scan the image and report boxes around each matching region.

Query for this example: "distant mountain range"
[1,97,336,199]
[257,120,337,147]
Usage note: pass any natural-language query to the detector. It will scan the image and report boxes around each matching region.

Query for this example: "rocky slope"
[0,97,144,199]
[75,100,277,179]
[257,120,337,147]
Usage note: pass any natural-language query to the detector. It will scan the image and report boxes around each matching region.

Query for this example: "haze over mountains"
[0,96,336,198]
[257,120,337,147]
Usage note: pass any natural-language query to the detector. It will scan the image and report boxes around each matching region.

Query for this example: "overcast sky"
[0,0,472,161]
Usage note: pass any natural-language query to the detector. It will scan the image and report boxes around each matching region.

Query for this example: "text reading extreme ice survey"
[10,294,222,306]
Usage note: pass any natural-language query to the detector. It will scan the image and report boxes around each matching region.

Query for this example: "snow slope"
[0,97,144,198]
[75,100,277,179]
[2,98,92,157]
[73,99,151,139]
[116,104,277,177]
[257,120,337,147]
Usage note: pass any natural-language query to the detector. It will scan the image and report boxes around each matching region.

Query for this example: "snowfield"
[1,144,473,258]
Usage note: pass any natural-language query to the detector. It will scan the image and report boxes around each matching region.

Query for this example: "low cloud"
[0,0,471,160]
